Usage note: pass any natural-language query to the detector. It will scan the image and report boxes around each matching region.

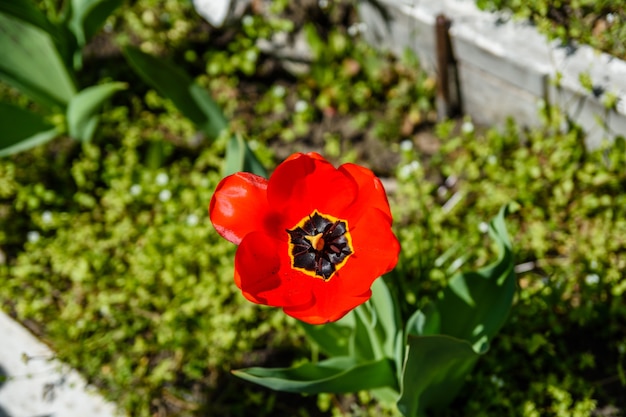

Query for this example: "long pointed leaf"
[123,46,228,140]
[397,206,516,416]
[0,12,75,108]
[67,82,126,142]
[0,102,58,156]
[66,0,123,46]
[302,279,403,377]
[233,357,397,394]
[224,134,267,177]
[369,277,403,362]
[397,335,479,417]
[437,205,516,352]
[123,46,266,175]
[301,312,355,358]
[351,305,380,361]
[189,83,229,138]
[0,0,56,36]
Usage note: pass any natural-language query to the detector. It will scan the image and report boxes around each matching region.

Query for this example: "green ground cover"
[476,0,626,59]
[0,0,625,416]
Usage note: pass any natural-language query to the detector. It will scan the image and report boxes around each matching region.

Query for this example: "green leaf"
[0,0,56,36]
[123,46,266,176]
[369,277,403,362]
[0,102,58,157]
[66,0,122,46]
[301,313,355,358]
[351,305,379,361]
[65,0,122,69]
[368,281,405,403]
[405,302,440,337]
[123,46,228,140]
[436,205,516,352]
[233,356,398,394]
[0,11,76,108]
[67,82,126,142]
[224,134,267,177]
[397,335,479,417]
[397,205,516,416]
[189,83,229,138]
[301,278,403,392]
[347,278,402,370]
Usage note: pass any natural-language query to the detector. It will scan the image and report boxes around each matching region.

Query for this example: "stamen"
[287,211,353,281]
[305,233,325,251]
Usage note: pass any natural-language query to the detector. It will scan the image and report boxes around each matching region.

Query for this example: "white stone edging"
[0,311,122,417]
[358,0,626,148]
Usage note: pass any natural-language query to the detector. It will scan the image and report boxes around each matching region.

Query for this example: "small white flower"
[398,165,412,180]
[99,305,111,317]
[585,274,600,285]
[156,173,169,186]
[444,175,457,188]
[347,24,359,37]
[186,214,199,227]
[536,99,547,111]
[478,222,489,233]
[398,160,420,180]
[130,184,142,196]
[27,231,40,243]
[490,375,504,388]
[606,13,615,24]
[294,100,308,113]
[272,85,286,98]
[42,211,53,224]
[242,15,254,26]
[487,155,497,165]
[400,139,414,152]
[159,189,172,202]
[461,120,474,134]
[318,0,329,8]
[245,49,258,62]
[449,256,464,272]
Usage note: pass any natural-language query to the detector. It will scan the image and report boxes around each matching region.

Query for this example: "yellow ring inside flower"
[286,210,353,281]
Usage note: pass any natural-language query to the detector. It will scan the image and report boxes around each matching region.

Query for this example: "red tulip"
[209,152,399,324]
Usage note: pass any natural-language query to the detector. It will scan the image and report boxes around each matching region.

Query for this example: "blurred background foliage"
[476,0,626,59]
[0,0,625,416]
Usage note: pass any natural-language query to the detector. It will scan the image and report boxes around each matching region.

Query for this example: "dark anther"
[287,212,352,280]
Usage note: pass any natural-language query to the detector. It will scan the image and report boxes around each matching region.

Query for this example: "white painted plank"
[0,312,122,417]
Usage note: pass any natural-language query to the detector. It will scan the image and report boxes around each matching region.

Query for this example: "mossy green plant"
[0,107,302,416]
[391,108,626,416]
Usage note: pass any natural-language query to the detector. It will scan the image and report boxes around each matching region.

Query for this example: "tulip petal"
[267,153,358,229]
[347,207,400,281]
[282,208,397,325]
[283,151,326,163]
[283,283,372,325]
[209,172,269,245]
[339,163,393,223]
[211,152,401,326]
[235,231,315,309]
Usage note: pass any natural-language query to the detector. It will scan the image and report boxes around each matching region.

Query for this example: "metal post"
[435,14,461,120]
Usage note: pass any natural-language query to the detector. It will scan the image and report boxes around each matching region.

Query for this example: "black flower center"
[287,211,353,281]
